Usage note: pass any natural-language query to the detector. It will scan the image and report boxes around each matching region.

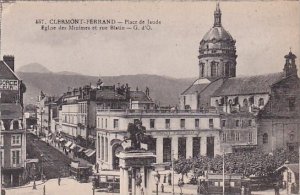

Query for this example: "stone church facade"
[180,3,300,153]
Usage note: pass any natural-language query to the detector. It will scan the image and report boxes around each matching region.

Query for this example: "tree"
[174,148,299,179]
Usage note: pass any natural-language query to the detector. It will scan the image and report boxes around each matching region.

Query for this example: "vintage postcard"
[0,1,299,195]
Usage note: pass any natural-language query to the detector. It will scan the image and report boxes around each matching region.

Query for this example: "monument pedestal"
[117,150,156,195]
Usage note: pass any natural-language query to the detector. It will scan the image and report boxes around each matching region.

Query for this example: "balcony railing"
[96,108,219,115]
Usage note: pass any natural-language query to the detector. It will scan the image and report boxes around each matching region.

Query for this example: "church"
[180,3,300,153]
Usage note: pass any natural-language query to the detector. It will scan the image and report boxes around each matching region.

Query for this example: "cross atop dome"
[214,2,222,27]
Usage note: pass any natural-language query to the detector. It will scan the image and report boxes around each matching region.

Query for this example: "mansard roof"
[96,90,126,101]
[213,72,285,96]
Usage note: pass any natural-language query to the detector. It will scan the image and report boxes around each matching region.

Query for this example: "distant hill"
[18,63,52,73]
[17,72,195,106]
[56,71,82,75]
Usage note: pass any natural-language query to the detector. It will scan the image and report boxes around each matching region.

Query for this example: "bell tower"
[283,50,298,78]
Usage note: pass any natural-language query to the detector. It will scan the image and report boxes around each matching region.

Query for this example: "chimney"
[3,55,15,71]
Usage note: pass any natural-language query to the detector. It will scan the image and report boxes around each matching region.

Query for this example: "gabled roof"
[213,72,284,96]
[129,91,152,102]
[0,61,20,80]
[276,163,299,179]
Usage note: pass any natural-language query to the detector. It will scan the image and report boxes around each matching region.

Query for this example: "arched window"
[225,62,231,77]
[263,133,268,144]
[211,62,217,77]
[105,137,108,162]
[243,99,248,107]
[199,63,205,77]
[258,98,264,107]
[289,131,295,142]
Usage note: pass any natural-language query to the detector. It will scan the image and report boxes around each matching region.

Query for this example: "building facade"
[96,109,222,170]
[0,55,26,187]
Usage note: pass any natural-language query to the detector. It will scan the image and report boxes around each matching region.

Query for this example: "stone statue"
[123,119,154,151]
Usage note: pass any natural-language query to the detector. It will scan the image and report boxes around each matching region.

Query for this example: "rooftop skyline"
[1,1,300,78]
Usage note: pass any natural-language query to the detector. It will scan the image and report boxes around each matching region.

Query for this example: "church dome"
[201,26,234,43]
[198,3,237,80]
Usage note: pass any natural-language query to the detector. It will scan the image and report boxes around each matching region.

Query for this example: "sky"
[1,1,300,78]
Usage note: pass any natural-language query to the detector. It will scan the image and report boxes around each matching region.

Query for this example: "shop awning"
[86,150,96,157]
[84,149,93,155]
[25,159,39,163]
[77,146,85,153]
[65,141,72,148]
[70,143,77,150]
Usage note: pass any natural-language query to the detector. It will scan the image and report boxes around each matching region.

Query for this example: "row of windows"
[216,97,265,108]
[0,134,21,146]
[222,132,253,143]
[262,131,296,144]
[79,103,88,113]
[97,118,215,129]
[199,61,234,77]
[63,114,87,125]
[221,119,254,128]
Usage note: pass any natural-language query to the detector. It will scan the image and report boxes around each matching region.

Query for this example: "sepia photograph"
[0,0,299,195]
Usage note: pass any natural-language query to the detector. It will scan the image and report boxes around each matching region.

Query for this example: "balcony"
[96,108,219,116]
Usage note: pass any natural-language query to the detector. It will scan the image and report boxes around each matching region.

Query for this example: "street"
[27,133,71,179]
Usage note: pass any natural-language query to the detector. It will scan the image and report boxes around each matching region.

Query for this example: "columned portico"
[186,136,193,158]
[117,151,156,195]
[156,137,163,163]
[172,136,178,160]
[201,136,207,156]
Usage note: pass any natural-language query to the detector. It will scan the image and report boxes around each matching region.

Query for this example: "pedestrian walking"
[32,178,37,190]
[241,185,245,195]
[58,175,61,186]
[168,173,172,185]
[95,162,99,173]
[161,183,164,192]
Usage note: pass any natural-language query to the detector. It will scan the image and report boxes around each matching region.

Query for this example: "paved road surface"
[27,133,71,179]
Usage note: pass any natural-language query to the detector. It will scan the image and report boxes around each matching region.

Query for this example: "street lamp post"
[153,171,160,195]
[40,154,44,181]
